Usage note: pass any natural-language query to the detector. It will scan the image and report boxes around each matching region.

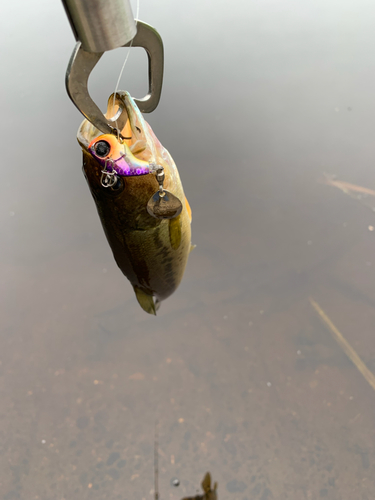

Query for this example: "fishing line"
[112,0,140,139]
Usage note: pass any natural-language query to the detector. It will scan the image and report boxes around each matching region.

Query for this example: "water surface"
[2,0,375,498]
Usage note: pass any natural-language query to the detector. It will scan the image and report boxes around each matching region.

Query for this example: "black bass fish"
[77,91,192,315]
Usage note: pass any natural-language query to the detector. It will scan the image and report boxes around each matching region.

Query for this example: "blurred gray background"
[2,0,375,498]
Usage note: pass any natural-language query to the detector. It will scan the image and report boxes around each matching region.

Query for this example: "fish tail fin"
[133,286,157,315]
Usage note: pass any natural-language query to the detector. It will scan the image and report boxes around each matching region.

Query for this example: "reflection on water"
[3,0,375,498]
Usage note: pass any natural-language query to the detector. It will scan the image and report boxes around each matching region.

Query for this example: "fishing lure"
[77,91,193,315]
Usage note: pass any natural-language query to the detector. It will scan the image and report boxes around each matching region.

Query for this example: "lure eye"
[94,140,111,158]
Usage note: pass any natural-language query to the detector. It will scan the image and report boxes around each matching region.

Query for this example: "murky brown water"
[3,0,375,498]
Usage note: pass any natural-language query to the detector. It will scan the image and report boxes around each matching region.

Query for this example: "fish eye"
[94,140,111,158]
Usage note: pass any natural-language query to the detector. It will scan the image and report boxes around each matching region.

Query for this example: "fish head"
[78,91,179,186]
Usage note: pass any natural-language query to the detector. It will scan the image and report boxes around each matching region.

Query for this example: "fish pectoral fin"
[133,286,156,315]
[190,244,196,253]
[130,140,147,155]
[155,298,161,312]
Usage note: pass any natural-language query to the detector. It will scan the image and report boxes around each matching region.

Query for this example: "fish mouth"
[104,92,158,175]
[82,91,160,178]
[106,91,148,149]
[78,91,155,164]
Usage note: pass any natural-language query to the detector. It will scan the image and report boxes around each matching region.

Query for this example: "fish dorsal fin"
[133,286,156,315]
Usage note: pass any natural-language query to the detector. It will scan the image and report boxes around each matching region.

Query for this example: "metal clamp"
[62,0,137,53]
[65,21,164,134]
